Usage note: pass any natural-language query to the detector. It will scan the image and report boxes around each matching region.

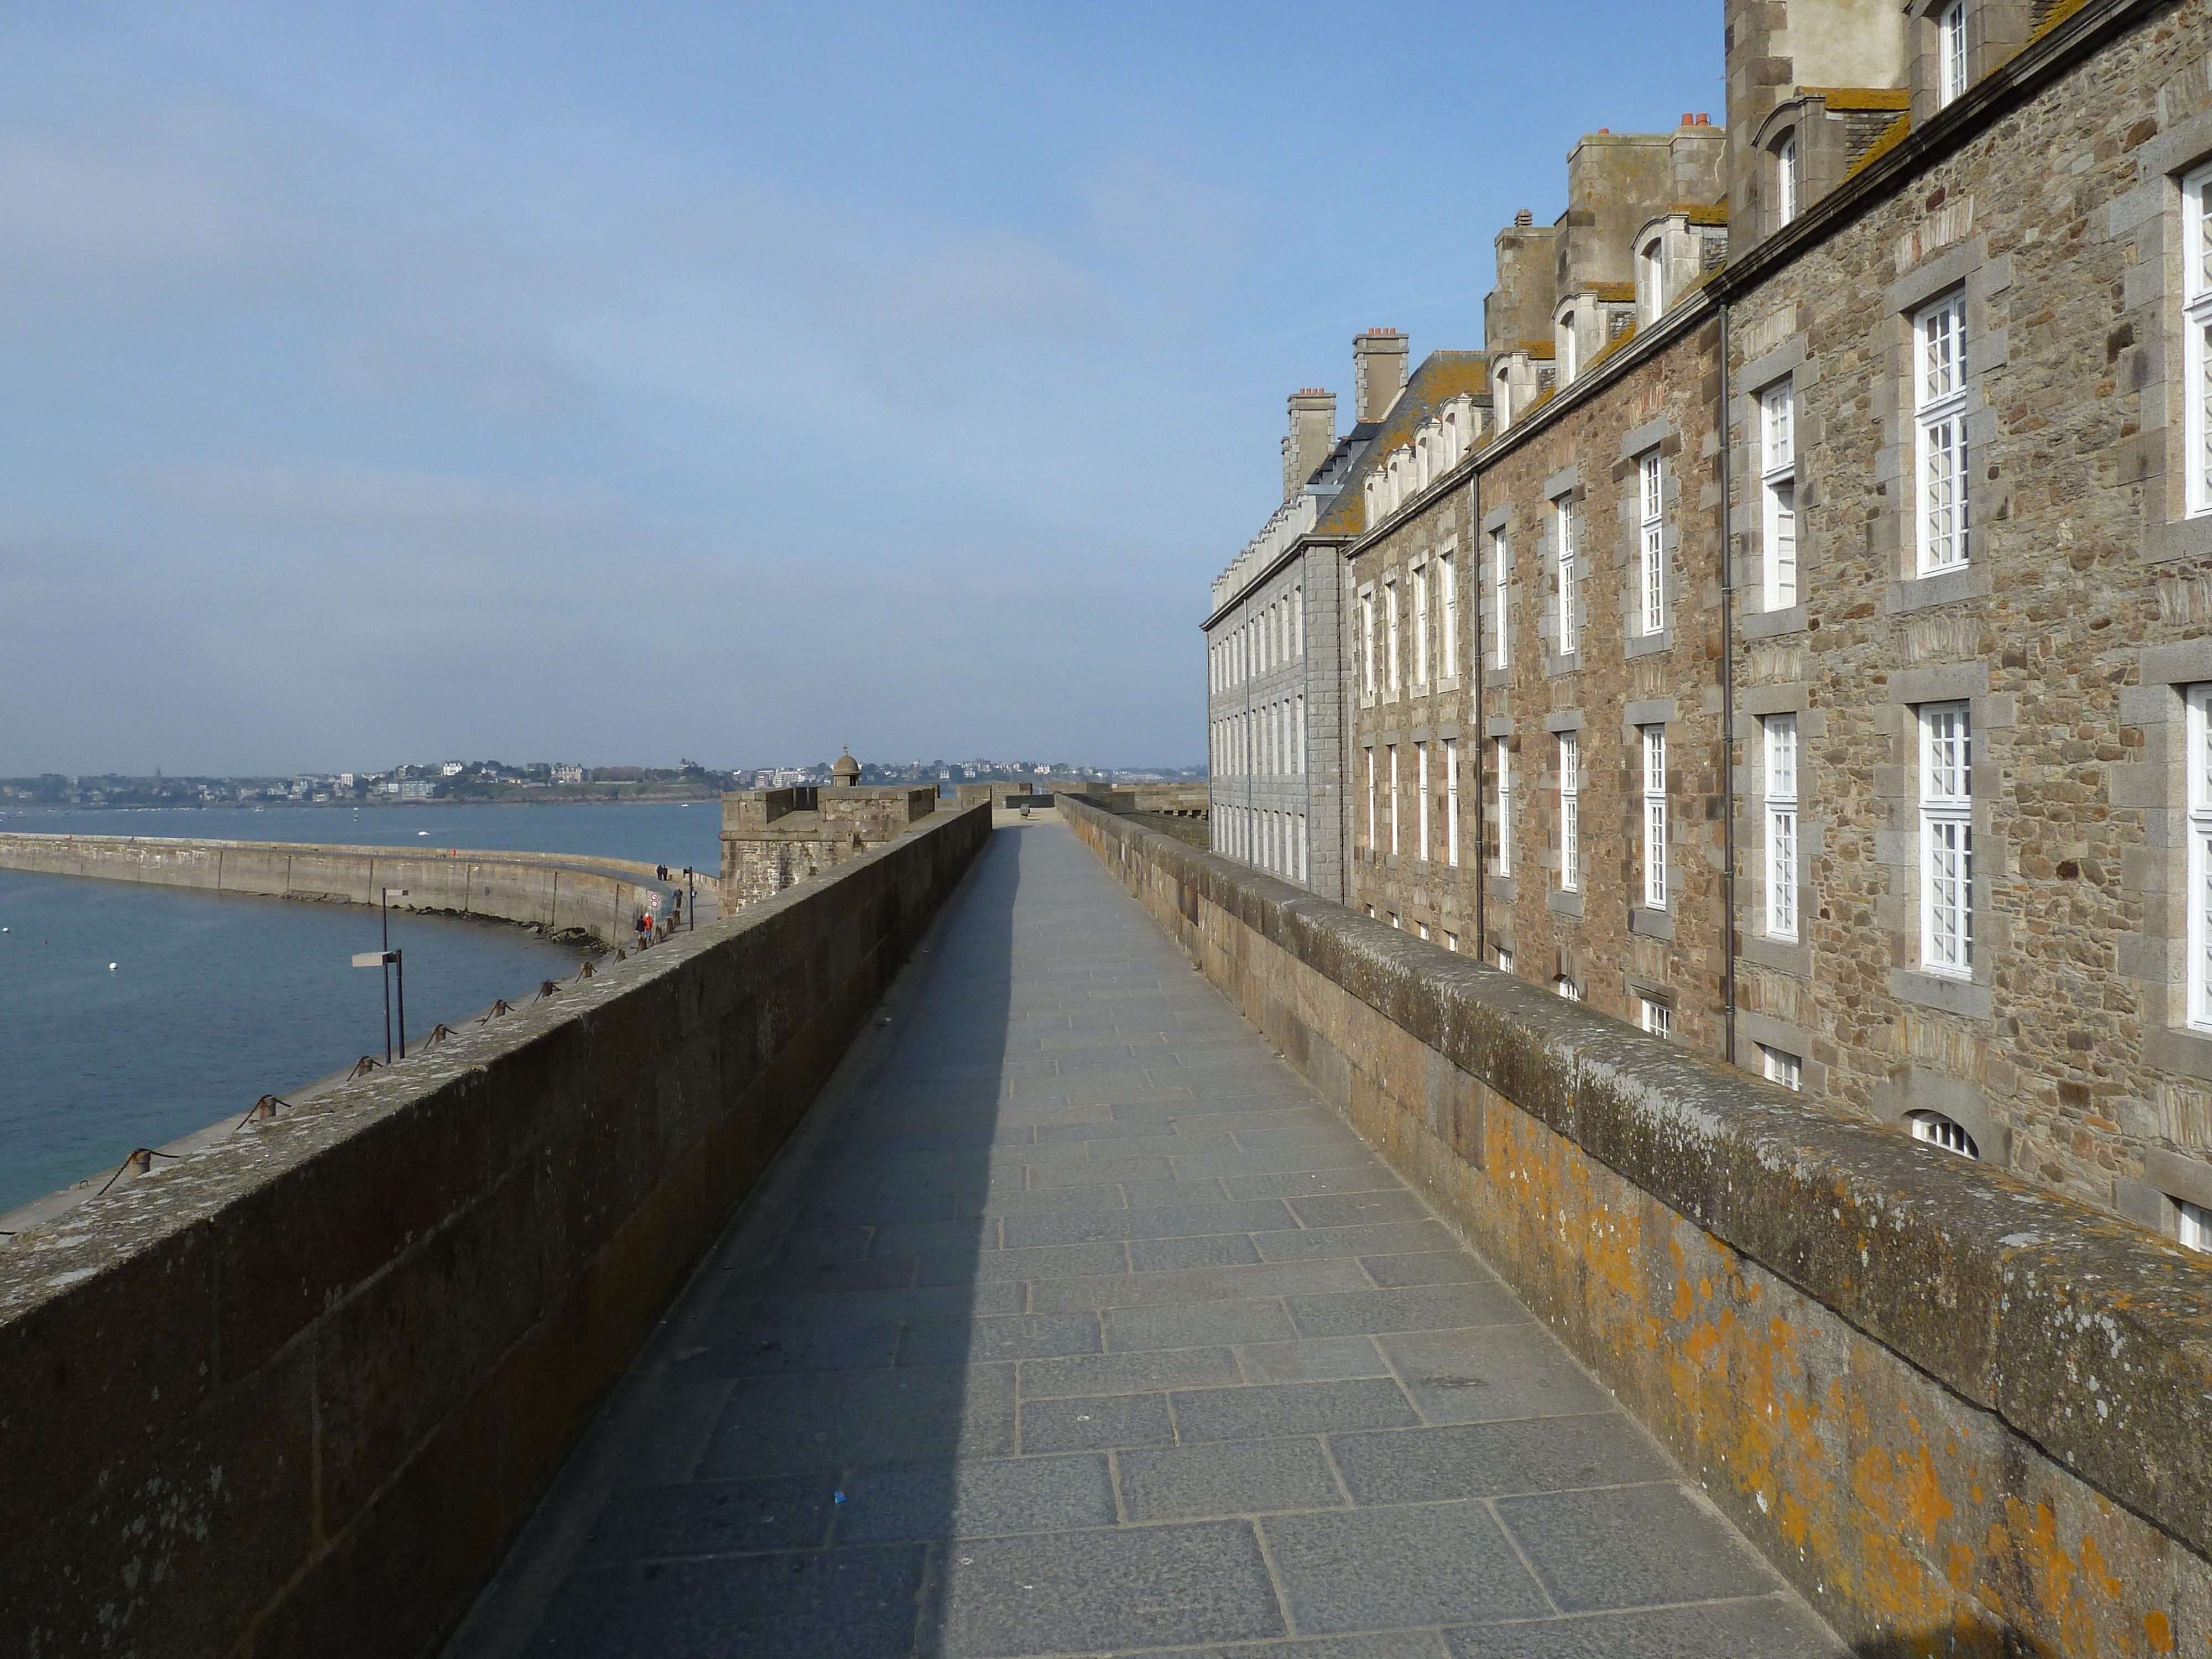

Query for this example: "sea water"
[0,802,726,1214]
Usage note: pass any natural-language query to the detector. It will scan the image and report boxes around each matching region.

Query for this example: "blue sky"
[0,2,1720,774]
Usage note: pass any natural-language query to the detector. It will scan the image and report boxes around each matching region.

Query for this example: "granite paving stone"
[1114,1436,1345,1521]
[1018,1391,1176,1452]
[462,824,1841,1659]
[1493,1482,1784,1613]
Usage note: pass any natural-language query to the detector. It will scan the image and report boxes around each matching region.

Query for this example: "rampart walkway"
[452,823,1844,1658]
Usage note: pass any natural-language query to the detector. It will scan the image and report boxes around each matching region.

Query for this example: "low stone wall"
[0,804,991,1658]
[0,834,672,947]
[1059,795,2212,1656]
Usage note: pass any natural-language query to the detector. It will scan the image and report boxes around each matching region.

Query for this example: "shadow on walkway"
[450,823,1850,1658]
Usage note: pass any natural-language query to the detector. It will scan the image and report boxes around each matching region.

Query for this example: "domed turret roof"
[832,748,861,784]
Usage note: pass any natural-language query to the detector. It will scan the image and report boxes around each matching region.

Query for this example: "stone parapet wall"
[0,833,675,948]
[1061,794,2212,1655]
[0,804,990,1659]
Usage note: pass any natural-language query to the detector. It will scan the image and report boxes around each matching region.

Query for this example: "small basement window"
[1908,1110,1979,1160]
[2179,1198,2212,1254]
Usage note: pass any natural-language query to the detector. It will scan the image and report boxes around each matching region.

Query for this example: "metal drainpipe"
[1718,299,1739,1068]
[1471,460,1485,965]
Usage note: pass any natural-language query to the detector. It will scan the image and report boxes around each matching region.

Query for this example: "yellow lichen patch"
[2142,1606,2174,1652]
[1672,1276,1695,1320]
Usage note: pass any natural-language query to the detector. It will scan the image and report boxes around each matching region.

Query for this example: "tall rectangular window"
[1295,695,1305,774]
[1495,737,1512,873]
[1641,725,1667,909]
[1360,592,1376,698]
[1761,382,1798,609]
[1555,497,1579,655]
[1412,564,1430,686]
[1640,997,1672,1039]
[1365,748,1375,851]
[1765,713,1799,941]
[1558,731,1579,892]
[1444,737,1460,867]
[2184,165,2212,519]
[1638,453,1665,634]
[1916,291,1970,573]
[1777,133,1799,226]
[1493,530,1510,667]
[1920,702,1973,975]
[1387,744,1400,857]
[1385,580,1401,694]
[1293,584,1304,655]
[1416,742,1430,862]
[1937,1,1966,106]
[2187,686,2212,1029]
[1439,551,1458,679]
[1297,813,1307,883]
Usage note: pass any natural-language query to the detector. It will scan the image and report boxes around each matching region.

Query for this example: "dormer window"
[1639,239,1664,324]
[1494,369,1512,429]
[1559,312,1578,382]
[1937,1,1967,106]
[1775,132,1799,226]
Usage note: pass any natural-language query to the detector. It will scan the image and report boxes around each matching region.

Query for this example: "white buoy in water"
[418,830,429,836]
[109,962,117,971]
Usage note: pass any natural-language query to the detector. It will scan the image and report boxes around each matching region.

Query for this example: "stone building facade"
[719,752,936,908]
[1207,0,2212,1242]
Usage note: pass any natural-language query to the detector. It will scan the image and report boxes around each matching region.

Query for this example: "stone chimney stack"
[1282,389,1338,502]
[1352,330,1409,424]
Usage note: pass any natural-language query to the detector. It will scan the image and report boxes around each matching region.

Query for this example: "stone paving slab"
[453,823,1846,1659]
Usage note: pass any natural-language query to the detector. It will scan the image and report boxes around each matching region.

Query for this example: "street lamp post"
[351,888,409,1062]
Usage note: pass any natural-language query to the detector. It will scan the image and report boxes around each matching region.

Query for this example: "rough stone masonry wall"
[0,804,989,1659]
[1063,794,2212,1657]
[1729,0,2212,1218]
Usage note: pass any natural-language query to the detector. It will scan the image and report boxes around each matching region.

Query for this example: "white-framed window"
[1639,238,1664,324]
[1760,381,1798,609]
[1444,737,1460,868]
[1919,702,1973,977]
[1640,996,1672,1039]
[1641,725,1667,909]
[2179,1198,2212,1254]
[1761,1045,1803,1092]
[1558,731,1579,892]
[1297,813,1308,883]
[1389,912,1400,930]
[1295,695,1306,774]
[1914,290,1970,574]
[1387,743,1400,857]
[1293,583,1304,655]
[1416,742,1430,862]
[1765,713,1799,941]
[1445,931,1459,953]
[1495,737,1512,872]
[1360,590,1376,698]
[1494,369,1512,430]
[1555,974,1580,1001]
[1492,529,1510,667]
[1418,921,1430,942]
[2183,164,2212,519]
[1559,310,1578,382]
[1365,748,1375,851]
[1936,1,1967,107]
[1385,578,1401,695]
[1910,1109,1979,1159]
[1496,946,1514,972]
[1776,132,1798,226]
[1555,495,1579,655]
[1412,562,1430,687]
[2186,686,2212,1029]
[1439,551,1458,679]
[1638,452,1665,634]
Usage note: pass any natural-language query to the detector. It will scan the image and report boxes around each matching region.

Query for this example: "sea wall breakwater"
[0,833,724,950]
